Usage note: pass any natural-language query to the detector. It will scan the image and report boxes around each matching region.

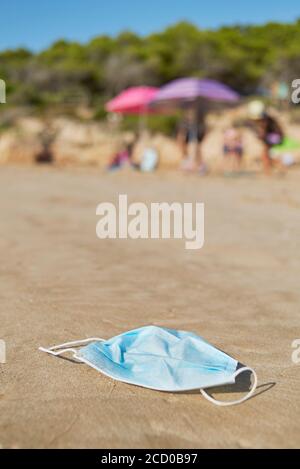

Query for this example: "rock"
[1,108,299,169]
[0,129,41,165]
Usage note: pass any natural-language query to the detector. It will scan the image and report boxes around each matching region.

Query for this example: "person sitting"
[107,135,137,171]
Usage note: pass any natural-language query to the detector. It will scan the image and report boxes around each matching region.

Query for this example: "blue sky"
[1,0,299,51]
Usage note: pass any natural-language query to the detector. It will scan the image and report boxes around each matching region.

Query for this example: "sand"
[0,165,300,449]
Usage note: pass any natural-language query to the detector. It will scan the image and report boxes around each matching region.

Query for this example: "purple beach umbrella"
[151,78,239,105]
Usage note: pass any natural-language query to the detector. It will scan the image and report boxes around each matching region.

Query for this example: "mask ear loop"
[200,367,258,406]
[39,338,105,361]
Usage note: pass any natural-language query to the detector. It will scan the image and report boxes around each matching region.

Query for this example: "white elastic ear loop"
[200,367,258,407]
[39,338,104,360]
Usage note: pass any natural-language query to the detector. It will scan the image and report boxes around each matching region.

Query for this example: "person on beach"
[107,134,137,171]
[177,104,207,174]
[248,100,284,174]
[137,130,159,172]
[223,127,244,173]
[36,123,56,164]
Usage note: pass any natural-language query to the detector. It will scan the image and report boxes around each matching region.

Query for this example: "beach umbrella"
[150,78,239,166]
[151,78,239,106]
[106,86,159,114]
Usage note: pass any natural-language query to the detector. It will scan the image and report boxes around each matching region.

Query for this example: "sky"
[1,0,299,51]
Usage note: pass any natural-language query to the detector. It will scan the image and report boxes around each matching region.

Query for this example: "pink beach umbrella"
[106,86,159,114]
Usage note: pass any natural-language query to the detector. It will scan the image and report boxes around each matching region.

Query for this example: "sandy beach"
[0,165,300,449]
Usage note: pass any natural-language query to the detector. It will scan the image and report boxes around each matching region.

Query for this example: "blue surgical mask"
[39,326,257,406]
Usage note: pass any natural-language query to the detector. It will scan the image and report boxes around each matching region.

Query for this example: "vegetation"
[1,20,300,116]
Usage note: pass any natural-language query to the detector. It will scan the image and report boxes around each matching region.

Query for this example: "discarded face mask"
[39,325,257,406]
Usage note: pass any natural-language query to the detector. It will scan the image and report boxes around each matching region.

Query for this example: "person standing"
[248,100,284,174]
[223,127,244,174]
[177,103,207,174]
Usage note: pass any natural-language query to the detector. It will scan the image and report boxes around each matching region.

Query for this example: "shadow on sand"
[181,363,276,403]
